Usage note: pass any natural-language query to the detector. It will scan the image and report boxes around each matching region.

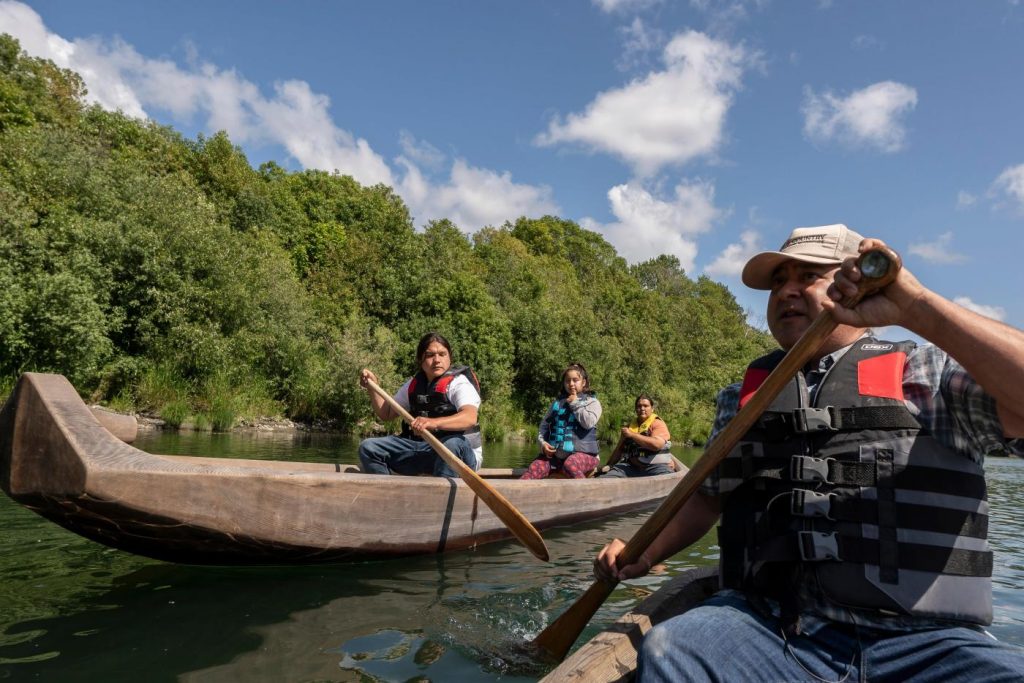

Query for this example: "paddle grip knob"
[840,246,902,309]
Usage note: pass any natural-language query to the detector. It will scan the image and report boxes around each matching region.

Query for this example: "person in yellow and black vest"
[601,394,674,478]
[358,332,481,477]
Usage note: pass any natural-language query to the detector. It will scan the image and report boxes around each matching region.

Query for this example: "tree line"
[0,35,775,443]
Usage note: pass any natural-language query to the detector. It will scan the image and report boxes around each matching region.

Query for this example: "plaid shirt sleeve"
[903,343,1016,462]
[698,382,741,497]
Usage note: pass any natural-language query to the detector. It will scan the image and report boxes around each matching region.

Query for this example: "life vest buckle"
[798,530,840,562]
[792,407,836,433]
[791,489,835,519]
[790,455,834,483]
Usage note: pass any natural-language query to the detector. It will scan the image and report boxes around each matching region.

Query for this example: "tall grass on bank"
[134,365,281,431]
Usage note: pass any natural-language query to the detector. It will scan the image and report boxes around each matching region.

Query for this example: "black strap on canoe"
[436,477,458,554]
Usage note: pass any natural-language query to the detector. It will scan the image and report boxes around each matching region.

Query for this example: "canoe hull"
[1,373,688,565]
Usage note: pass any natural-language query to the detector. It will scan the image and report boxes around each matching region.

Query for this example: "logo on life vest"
[861,343,894,351]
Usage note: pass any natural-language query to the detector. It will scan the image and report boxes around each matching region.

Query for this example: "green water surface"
[1,432,1021,682]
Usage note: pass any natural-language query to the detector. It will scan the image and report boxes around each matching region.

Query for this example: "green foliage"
[159,400,189,428]
[0,42,776,441]
[0,34,85,131]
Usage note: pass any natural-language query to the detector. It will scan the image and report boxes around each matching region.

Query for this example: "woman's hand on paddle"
[825,238,924,329]
[620,426,636,441]
[594,538,651,583]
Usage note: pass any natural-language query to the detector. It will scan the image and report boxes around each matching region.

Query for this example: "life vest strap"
[722,456,987,499]
[755,532,993,577]
[754,406,920,439]
[787,489,988,538]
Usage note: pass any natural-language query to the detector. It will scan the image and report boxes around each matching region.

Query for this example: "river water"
[1,431,1022,682]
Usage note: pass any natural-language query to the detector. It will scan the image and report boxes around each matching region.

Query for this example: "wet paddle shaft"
[364,378,550,562]
[533,245,902,661]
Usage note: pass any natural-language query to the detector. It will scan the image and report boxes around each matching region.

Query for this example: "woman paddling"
[358,332,482,477]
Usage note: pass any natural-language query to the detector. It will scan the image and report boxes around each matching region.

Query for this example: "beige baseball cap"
[741,224,865,290]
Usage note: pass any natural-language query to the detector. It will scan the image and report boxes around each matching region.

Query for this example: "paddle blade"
[465,477,550,562]
[531,579,617,663]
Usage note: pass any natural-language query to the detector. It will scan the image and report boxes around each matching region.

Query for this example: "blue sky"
[2,0,1023,330]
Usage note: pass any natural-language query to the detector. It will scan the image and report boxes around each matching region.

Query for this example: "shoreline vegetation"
[0,35,775,446]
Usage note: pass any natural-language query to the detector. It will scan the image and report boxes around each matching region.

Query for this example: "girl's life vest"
[717,338,992,626]
[543,392,600,456]
[622,413,673,465]
[399,365,482,450]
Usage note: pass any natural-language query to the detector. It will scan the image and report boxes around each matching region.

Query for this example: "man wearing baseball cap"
[596,224,1024,681]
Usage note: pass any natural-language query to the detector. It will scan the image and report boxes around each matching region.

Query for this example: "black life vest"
[400,365,481,449]
[717,338,992,625]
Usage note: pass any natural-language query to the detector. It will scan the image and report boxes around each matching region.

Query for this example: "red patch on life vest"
[857,352,907,400]
[739,368,770,407]
[434,375,454,394]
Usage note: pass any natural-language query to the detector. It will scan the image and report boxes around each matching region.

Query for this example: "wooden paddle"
[532,245,902,661]
[364,377,550,562]
[599,434,627,475]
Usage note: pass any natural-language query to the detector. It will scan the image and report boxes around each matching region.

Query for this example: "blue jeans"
[357,434,477,478]
[638,589,1024,682]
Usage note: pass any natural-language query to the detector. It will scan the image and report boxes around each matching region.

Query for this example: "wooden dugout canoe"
[0,373,688,566]
[540,566,719,683]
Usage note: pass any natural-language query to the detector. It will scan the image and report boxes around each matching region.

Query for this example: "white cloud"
[990,163,1024,214]
[687,0,767,33]
[956,190,977,209]
[802,81,918,153]
[953,297,1006,322]
[593,0,661,14]
[399,131,446,171]
[617,18,664,72]
[0,1,394,185]
[536,30,750,175]
[580,179,724,271]
[0,1,558,234]
[907,231,967,264]
[851,35,883,51]
[396,158,559,232]
[704,229,762,277]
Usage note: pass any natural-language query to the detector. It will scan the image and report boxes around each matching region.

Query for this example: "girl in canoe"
[358,332,482,477]
[520,363,602,479]
[600,394,674,477]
